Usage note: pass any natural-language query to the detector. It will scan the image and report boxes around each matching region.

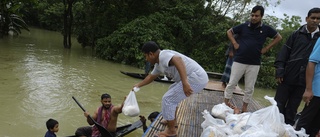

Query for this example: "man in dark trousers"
[274,7,320,126]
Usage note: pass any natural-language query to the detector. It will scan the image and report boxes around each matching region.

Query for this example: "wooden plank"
[204,80,244,95]
[206,71,223,79]
[143,90,263,137]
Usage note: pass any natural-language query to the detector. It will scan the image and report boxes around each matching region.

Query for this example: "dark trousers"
[274,83,304,125]
[296,96,320,137]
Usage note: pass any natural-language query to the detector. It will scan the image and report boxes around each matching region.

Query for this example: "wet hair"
[308,8,320,17]
[101,93,111,100]
[252,5,264,17]
[148,111,160,120]
[46,118,58,130]
[141,41,160,53]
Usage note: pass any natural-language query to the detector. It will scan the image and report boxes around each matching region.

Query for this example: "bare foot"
[156,128,177,137]
[160,120,178,128]
[242,107,248,113]
[226,102,240,114]
[154,131,177,137]
[234,107,241,114]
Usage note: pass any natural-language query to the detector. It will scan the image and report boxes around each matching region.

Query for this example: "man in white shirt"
[134,41,208,137]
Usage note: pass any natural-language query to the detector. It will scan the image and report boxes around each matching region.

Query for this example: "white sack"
[122,91,140,117]
[211,103,234,120]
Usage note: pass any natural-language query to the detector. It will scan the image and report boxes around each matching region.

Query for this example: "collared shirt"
[231,22,278,65]
[306,27,320,38]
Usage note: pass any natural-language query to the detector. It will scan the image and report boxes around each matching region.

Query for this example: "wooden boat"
[143,90,262,137]
[120,71,244,95]
[121,71,223,82]
[120,71,174,84]
[206,71,223,79]
[66,120,143,137]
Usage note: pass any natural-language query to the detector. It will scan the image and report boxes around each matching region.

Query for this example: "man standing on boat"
[76,93,124,137]
[224,5,282,113]
[133,41,208,137]
[274,7,320,126]
[295,38,320,137]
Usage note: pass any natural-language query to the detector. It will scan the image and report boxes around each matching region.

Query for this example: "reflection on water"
[0,28,169,137]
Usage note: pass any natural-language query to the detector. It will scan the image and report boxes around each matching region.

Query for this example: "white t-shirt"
[151,50,208,85]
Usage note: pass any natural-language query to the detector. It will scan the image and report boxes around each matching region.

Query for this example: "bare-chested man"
[75,93,124,137]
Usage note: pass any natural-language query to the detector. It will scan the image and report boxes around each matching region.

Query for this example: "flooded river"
[0,28,169,137]
[0,28,295,137]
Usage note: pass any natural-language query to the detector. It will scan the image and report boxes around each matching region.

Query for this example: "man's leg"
[161,82,206,136]
[285,86,304,125]
[296,97,320,136]
[274,83,290,115]
[224,62,245,107]
[160,106,178,127]
[242,64,260,112]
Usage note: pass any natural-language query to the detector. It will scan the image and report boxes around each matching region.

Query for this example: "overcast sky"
[265,0,319,24]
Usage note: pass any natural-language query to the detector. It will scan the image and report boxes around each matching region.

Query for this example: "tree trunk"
[63,0,74,49]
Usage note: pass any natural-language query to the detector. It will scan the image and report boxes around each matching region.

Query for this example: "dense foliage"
[0,0,304,88]
[0,0,32,37]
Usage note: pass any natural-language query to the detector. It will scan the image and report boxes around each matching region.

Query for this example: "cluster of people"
[44,94,160,137]
[220,6,320,137]
[45,5,320,137]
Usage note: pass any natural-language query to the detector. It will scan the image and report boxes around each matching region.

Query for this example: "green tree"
[257,14,302,88]
[37,2,64,31]
[17,0,301,88]
[281,14,302,30]
[95,0,232,72]
[62,0,75,49]
[206,0,281,23]
[0,0,31,37]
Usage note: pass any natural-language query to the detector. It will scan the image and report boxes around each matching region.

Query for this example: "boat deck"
[205,80,243,95]
[142,90,264,137]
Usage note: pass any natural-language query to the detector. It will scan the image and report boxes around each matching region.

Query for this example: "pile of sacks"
[200,96,308,137]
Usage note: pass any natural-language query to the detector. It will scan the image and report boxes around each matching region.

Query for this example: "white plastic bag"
[239,124,278,137]
[200,126,228,137]
[122,91,140,117]
[246,96,286,136]
[211,103,234,120]
[201,109,225,129]
[201,110,234,136]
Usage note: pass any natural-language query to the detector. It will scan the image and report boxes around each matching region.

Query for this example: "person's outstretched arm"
[134,74,158,88]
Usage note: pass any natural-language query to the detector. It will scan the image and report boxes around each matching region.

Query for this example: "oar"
[72,96,113,137]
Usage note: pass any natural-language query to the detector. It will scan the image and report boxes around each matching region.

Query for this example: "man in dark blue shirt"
[224,5,282,113]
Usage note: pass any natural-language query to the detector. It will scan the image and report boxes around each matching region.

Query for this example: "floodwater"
[0,28,299,137]
[0,28,169,137]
